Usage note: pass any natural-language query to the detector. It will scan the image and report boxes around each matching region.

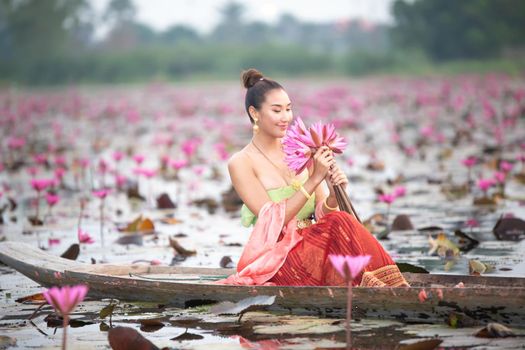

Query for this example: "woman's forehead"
[264,89,291,106]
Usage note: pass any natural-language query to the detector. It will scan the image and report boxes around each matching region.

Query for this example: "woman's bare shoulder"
[228,148,253,172]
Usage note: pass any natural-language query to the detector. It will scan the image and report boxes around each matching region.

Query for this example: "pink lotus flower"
[115,174,127,188]
[54,156,66,167]
[169,159,188,170]
[30,179,52,192]
[494,171,506,184]
[46,193,60,206]
[43,284,89,349]
[132,154,145,165]
[78,229,94,244]
[7,136,26,150]
[92,189,111,199]
[393,186,406,198]
[477,178,494,192]
[112,151,124,162]
[182,138,201,158]
[461,156,477,168]
[465,218,479,228]
[133,168,157,178]
[500,161,513,173]
[27,166,39,177]
[33,154,47,165]
[54,167,66,180]
[282,117,347,174]
[328,254,371,281]
[150,259,162,266]
[48,238,60,246]
[379,193,396,204]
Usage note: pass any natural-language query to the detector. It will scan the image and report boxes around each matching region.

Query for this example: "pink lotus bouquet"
[283,117,360,221]
[282,117,347,174]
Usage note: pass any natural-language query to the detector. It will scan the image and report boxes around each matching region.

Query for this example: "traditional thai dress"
[216,182,408,287]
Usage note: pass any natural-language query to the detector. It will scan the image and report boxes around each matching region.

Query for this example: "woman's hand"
[326,161,348,193]
[311,146,335,183]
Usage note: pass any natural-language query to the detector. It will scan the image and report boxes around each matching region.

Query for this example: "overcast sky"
[91,0,395,34]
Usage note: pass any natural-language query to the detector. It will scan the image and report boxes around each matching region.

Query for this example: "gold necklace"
[251,140,294,185]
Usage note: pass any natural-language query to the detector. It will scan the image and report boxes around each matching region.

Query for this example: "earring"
[252,119,259,134]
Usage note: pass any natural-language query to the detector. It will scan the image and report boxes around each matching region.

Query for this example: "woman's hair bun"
[241,68,264,89]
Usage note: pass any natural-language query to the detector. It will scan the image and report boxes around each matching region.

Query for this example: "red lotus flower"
[282,117,347,174]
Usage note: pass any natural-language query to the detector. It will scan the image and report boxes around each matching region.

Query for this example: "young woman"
[216,69,408,287]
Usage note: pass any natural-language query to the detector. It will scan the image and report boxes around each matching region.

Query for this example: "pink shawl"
[215,200,326,285]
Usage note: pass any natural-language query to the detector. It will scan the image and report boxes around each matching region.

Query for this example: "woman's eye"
[273,110,281,113]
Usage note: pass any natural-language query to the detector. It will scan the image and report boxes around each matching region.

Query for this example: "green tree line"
[0,0,524,85]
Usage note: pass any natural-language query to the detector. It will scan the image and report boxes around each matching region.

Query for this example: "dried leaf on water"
[124,215,156,234]
[447,311,481,328]
[475,322,516,338]
[468,259,494,275]
[160,217,182,225]
[210,295,276,317]
[169,236,196,256]
[0,335,17,349]
[60,243,80,260]
[396,338,442,350]
[99,303,116,319]
[492,217,525,241]
[454,230,479,252]
[428,233,460,257]
[108,326,160,350]
[473,196,499,206]
[15,292,45,304]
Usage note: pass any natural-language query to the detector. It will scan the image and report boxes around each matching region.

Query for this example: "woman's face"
[253,88,293,138]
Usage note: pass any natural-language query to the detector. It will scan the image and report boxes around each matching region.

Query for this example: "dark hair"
[241,68,284,123]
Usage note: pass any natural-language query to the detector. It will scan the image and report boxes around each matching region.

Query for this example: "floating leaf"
[120,215,155,234]
[447,312,481,328]
[171,331,204,341]
[396,262,429,274]
[169,236,196,256]
[397,338,443,350]
[220,256,234,268]
[139,318,165,332]
[253,316,343,335]
[392,214,415,231]
[210,295,276,317]
[60,244,80,260]
[156,193,176,209]
[473,196,498,206]
[493,217,525,241]
[428,233,460,257]
[475,322,516,338]
[108,326,159,350]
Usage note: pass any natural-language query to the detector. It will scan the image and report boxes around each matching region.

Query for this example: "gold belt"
[297,218,313,229]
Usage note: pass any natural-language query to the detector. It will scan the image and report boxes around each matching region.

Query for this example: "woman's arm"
[229,146,334,225]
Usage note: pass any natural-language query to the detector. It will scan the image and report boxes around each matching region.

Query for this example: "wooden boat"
[1,241,525,325]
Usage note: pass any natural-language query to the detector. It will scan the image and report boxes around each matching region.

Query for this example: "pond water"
[1,75,525,349]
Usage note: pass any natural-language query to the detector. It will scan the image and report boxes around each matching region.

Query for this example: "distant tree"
[161,25,201,45]
[392,0,525,60]
[0,0,92,61]
[211,1,246,43]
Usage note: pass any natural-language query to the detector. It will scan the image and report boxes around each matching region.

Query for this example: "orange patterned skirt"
[269,211,409,287]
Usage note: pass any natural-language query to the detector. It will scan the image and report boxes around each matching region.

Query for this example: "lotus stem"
[346,280,353,349]
[62,314,68,350]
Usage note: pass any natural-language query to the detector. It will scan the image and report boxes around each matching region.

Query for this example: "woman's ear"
[248,106,258,122]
